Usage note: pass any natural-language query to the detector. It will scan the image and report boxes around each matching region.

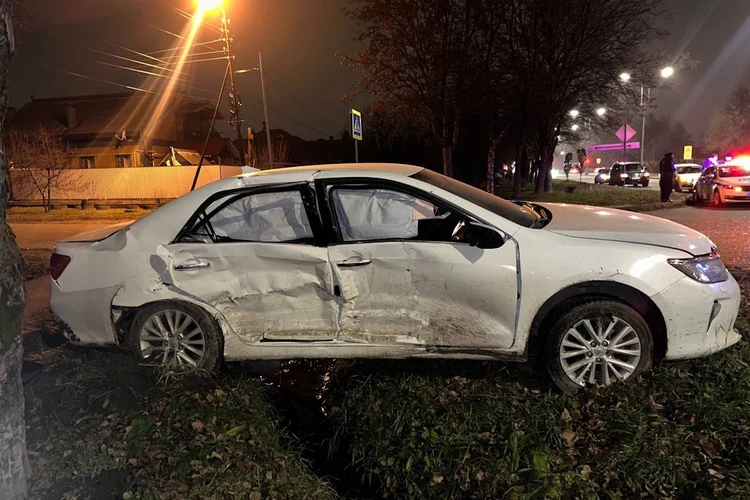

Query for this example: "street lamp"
[596,107,606,116]
[571,124,580,131]
[660,66,674,78]
[197,0,223,10]
[620,72,631,82]
[569,109,580,118]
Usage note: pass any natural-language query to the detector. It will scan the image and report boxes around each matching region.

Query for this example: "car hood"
[61,221,133,243]
[540,203,714,256]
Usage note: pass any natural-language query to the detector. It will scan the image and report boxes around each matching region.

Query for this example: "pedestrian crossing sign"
[351,109,363,141]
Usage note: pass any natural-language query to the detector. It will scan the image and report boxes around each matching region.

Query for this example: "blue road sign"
[351,109,363,141]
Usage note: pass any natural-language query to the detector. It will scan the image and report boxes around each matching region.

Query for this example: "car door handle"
[174,261,210,271]
[337,259,372,268]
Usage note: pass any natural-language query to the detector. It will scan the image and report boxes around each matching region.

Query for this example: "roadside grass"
[495,179,684,208]
[24,342,334,500]
[327,271,750,499]
[8,207,152,222]
[21,248,50,280]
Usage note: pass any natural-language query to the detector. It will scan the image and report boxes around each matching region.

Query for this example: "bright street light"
[596,107,606,116]
[571,124,580,131]
[620,72,631,82]
[569,109,580,118]
[661,66,674,78]
[197,0,223,10]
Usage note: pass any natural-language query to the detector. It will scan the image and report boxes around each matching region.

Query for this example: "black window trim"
[172,182,325,246]
[314,177,493,246]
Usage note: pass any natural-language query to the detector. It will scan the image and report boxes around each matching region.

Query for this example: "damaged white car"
[51,164,741,393]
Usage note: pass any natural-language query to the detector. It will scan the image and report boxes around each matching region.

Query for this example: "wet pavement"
[652,205,750,267]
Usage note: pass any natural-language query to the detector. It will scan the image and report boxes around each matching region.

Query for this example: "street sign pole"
[351,109,363,163]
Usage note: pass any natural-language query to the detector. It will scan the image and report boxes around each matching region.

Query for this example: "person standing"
[702,154,718,170]
[659,152,676,202]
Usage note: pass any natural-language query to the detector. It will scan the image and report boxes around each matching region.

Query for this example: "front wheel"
[642,181,650,187]
[128,301,222,372]
[712,189,724,208]
[545,301,653,394]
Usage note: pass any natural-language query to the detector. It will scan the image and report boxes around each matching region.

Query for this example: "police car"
[693,158,750,207]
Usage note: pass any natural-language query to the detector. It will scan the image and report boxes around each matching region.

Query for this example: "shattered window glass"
[332,188,458,242]
[203,190,314,243]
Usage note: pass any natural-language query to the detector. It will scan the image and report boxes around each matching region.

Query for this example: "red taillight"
[50,253,71,280]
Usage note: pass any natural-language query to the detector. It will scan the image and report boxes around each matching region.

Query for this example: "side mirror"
[465,222,505,249]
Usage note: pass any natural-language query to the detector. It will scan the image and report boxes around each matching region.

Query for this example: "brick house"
[7,92,239,168]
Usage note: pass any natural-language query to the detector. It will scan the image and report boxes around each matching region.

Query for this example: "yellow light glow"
[735,187,743,193]
[197,0,222,10]
[661,66,675,78]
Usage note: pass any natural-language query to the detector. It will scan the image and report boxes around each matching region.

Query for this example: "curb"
[611,198,688,213]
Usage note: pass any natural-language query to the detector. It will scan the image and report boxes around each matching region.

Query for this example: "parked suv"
[609,162,650,187]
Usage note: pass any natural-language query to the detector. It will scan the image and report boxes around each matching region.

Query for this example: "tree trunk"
[0,3,28,498]
[486,142,495,194]
[512,146,523,199]
[441,146,453,178]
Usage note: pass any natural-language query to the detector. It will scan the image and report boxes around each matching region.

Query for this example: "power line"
[90,60,214,94]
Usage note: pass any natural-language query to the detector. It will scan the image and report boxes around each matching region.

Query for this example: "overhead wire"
[90,60,214,94]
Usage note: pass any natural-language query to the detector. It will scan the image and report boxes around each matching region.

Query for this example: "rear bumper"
[652,275,742,360]
[50,279,119,345]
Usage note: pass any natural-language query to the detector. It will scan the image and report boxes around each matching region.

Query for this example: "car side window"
[702,167,716,177]
[189,190,314,243]
[330,186,466,244]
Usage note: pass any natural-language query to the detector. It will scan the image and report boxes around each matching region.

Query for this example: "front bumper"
[719,187,750,202]
[50,278,120,345]
[653,274,741,360]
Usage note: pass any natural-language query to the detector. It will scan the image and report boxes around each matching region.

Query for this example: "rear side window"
[190,190,314,243]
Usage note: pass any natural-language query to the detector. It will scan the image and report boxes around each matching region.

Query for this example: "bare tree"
[5,127,75,211]
[704,86,750,155]
[0,1,29,498]
[340,0,489,177]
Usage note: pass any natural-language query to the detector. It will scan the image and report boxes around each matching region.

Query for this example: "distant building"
[251,124,347,169]
[7,92,240,168]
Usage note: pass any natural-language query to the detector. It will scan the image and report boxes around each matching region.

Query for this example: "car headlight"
[621,173,629,178]
[668,254,728,284]
[643,172,650,177]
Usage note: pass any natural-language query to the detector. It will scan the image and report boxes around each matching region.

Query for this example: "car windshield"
[677,166,701,174]
[412,169,539,228]
[599,168,610,173]
[625,164,643,172]
[719,166,750,178]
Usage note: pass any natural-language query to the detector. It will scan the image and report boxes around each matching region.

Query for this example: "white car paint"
[51,163,741,368]
[674,163,701,190]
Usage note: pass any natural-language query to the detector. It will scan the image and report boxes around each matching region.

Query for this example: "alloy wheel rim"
[139,309,205,367]
[559,316,641,387]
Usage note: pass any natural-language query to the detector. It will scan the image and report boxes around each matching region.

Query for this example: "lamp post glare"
[620,72,631,82]
[197,0,223,10]
[661,66,674,78]
[596,107,606,116]
[571,124,580,131]
[569,109,580,118]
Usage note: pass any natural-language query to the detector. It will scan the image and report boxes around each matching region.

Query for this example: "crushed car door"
[162,184,338,343]
[321,180,519,349]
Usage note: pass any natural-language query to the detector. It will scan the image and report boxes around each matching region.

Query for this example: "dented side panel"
[328,240,518,348]
[161,242,338,343]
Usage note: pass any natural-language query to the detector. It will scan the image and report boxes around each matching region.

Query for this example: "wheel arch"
[526,280,667,363]
[113,299,226,357]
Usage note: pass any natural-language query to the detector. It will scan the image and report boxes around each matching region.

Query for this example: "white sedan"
[50,164,741,393]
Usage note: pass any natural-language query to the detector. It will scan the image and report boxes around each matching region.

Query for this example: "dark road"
[653,205,750,267]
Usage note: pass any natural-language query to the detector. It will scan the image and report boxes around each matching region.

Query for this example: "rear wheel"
[545,301,653,395]
[128,301,222,372]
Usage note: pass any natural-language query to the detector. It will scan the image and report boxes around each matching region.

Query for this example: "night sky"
[7,0,750,141]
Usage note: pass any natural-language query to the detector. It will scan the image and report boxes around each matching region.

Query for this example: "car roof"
[248,163,423,178]
[675,163,700,167]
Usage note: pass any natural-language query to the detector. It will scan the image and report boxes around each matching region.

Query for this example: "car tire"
[642,181,649,187]
[128,301,222,373]
[712,189,724,208]
[545,301,653,395]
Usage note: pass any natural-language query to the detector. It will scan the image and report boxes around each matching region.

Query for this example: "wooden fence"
[8,165,244,203]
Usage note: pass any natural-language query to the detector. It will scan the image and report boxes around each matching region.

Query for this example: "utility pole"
[259,52,273,169]
[640,86,650,166]
[220,7,245,164]
[623,108,627,163]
